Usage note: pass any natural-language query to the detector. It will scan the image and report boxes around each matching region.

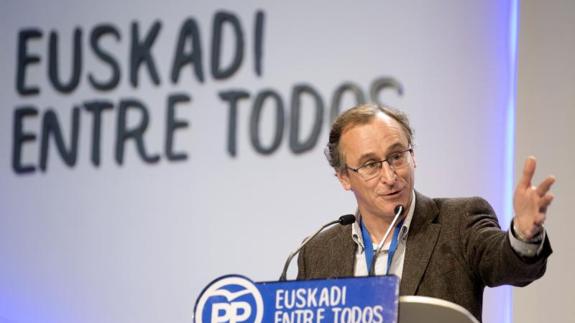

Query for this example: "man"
[297,104,554,321]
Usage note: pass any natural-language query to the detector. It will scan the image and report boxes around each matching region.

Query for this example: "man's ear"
[336,170,352,191]
[411,150,417,168]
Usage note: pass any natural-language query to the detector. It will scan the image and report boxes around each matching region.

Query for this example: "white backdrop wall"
[514,0,575,322]
[1,1,519,322]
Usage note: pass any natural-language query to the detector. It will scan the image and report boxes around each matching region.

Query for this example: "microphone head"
[394,205,405,216]
[338,214,356,225]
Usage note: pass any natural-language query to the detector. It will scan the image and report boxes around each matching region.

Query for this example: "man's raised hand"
[513,156,556,240]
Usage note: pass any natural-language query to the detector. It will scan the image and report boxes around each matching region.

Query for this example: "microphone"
[279,214,356,281]
[368,205,405,276]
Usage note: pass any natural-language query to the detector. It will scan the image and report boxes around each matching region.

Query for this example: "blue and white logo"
[194,275,264,323]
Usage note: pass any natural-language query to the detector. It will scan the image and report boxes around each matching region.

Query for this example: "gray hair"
[325,103,414,172]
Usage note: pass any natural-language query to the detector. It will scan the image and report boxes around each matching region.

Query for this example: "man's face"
[336,113,416,221]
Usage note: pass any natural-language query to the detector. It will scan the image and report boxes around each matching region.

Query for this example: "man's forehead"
[340,117,407,163]
[341,112,407,142]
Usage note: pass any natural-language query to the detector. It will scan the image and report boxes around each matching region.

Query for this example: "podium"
[399,296,478,323]
[194,275,479,323]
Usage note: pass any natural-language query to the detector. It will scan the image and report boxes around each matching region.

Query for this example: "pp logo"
[194,275,264,323]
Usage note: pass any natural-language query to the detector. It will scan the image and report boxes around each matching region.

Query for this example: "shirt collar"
[351,190,416,250]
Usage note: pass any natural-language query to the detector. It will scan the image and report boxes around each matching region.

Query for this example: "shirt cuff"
[509,221,546,258]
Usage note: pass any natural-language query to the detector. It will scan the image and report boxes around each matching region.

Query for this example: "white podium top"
[399,296,479,323]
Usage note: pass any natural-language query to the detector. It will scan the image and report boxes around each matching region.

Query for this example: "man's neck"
[361,212,406,245]
[360,192,415,245]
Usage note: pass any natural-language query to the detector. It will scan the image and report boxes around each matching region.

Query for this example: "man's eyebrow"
[385,143,407,154]
[354,143,408,166]
[356,152,379,166]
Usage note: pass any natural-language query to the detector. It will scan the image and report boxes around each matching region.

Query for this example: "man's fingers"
[536,176,556,196]
[539,194,554,209]
[519,156,536,189]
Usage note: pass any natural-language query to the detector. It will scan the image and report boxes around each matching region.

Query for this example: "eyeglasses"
[346,148,413,181]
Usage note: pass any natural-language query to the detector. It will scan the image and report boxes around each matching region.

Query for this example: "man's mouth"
[383,188,402,197]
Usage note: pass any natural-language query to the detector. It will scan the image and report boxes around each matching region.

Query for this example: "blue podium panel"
[194,275,399,323]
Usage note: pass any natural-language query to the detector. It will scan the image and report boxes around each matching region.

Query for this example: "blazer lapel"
[331,225,356,277]
[400,192,441,295]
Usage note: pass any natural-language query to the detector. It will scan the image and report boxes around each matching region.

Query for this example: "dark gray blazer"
[297,191,552,321]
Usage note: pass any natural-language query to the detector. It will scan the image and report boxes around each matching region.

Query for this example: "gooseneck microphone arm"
[368,205,405,276]
[279,214,356,281]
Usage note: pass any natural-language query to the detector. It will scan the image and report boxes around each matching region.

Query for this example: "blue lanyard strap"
[360,220,375,273]
[386,221,404,274]
[360,218,404,275]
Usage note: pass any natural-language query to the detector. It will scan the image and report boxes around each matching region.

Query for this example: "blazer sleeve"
[459,197,552,288]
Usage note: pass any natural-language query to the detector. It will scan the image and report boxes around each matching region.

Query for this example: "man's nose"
[379,162,397,184]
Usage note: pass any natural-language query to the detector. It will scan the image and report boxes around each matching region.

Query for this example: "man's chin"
[377,192,409,213]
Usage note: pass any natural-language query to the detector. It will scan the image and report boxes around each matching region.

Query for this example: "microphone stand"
[368,205,404,276]
[279,214,355,281]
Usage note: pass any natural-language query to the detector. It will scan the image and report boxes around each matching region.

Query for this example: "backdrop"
[0,1,518,322]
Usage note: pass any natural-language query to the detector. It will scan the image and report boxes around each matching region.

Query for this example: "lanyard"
[360,218,404,275]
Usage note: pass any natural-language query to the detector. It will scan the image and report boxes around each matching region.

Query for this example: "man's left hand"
[513,156,556,240]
